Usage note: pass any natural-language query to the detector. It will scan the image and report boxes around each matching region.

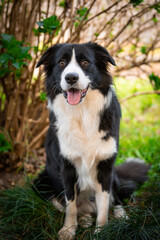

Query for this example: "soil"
[0,148,46,190]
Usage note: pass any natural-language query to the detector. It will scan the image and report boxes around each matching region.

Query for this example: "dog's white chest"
[51,90,117,190]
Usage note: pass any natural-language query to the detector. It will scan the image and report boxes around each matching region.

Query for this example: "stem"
[120,90,160,103]
[29,125,48,148]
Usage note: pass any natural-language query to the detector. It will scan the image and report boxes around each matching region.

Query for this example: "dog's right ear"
[36,47,53,68]
[36,44,64,68]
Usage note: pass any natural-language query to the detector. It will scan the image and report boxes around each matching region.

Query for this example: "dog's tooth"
[82,92,86,97]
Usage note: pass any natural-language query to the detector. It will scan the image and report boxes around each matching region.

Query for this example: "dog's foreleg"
[58,160,77,240]
[58,195,77,240]
[95,184,110,229]
[95,159,114,230]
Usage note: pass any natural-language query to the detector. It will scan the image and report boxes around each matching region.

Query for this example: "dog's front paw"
[114,205,129,219]
[94,225,105,235]
[78,214,93,228]
[58,226,76,240]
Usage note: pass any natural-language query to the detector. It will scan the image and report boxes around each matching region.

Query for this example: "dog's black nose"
[65,73,79,85]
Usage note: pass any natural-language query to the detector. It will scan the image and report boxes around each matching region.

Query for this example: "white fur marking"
[58,194,77,240]
[64,198,77,228]
[105,89,112,108]
[52,88,117,191]
[60,49,91,91]
[52,197,64,212]
[47,98,53,111]
[95,186,110,227]
[114,205,128,219]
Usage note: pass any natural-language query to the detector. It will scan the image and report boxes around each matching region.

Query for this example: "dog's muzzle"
[63,86,89,105]
[63,72,89,105]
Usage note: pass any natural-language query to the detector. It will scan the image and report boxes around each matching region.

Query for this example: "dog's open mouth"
[63,87,89,105]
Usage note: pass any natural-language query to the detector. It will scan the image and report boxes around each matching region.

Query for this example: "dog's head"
[36,42,116,105]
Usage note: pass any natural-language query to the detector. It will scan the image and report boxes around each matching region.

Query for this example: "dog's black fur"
[34,42,150,239]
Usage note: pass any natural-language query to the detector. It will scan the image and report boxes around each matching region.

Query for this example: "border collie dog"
[35,42,149,240]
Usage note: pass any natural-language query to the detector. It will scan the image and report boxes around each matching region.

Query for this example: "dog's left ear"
[36,44,64,68]
[86,42,116,66]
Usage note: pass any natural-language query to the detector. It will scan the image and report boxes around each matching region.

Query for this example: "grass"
[0,181,64,240]
[0,77,160,239]
[0,179,159,240]
[115,77,160,165]
[0,180,159,240]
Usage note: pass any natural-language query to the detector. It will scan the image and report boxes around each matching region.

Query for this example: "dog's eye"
[58,59,66,67]
[81,60,90,66]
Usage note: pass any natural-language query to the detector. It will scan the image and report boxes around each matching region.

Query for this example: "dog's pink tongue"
[67,89,81,105]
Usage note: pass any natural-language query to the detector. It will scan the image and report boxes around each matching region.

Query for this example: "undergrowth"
[0,180,64,239]
[0,176,159,240]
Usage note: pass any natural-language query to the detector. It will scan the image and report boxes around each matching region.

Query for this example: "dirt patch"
[0,148,46,190]
[0,172,24,190]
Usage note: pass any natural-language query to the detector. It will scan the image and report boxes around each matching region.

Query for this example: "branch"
[69,0,96,42]
[85,0,121,24]
[93,3,130,42]
[106,1,160,47]
[115,58,160,73]
[28,125,48,148]
[120,90,160,103]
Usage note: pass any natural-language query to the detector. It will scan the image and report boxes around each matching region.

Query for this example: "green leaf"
[40,92,47,102]
[75,7,88,23]
[15,68,21,78]
[152,17,158,23]
[109,31,114,38]
[59,0,65,8]
[130,0,144,7]
[35,15,61,34]
[33,46,39,53]
[37,21,44,27]
[33,28,40,36]
[149,73,160,90]
[0,33,32,77]
[37,27,47,33]
[43,16,60,30]
[12,62,22,69]
[0,53,12,64]
[94,33,99,37]
[117,48,124,54]
[150,3,160,13]
[0,132,11,153]
[0,68,10,77]
[26,54,32,61]
[140,46,147,54]
[21,46,31,55]
[130,44,136,51]
[77,7,88,17]
[74,22,79,28]
[1,33,14,42]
